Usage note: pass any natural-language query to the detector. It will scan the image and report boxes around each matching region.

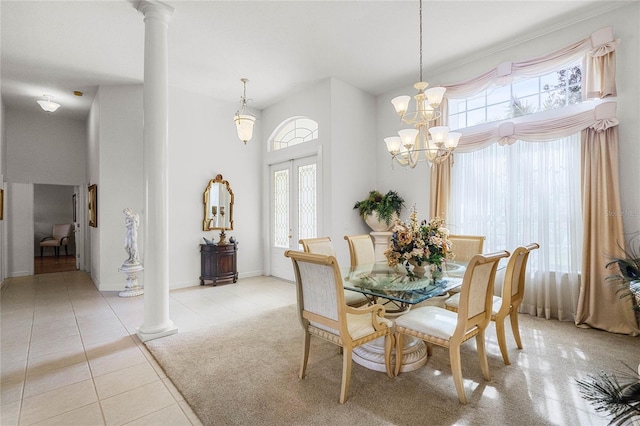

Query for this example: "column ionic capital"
[136,0,174,22]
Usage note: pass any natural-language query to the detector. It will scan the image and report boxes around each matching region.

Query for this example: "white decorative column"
[370,231,393,262]
[136,0,177,342]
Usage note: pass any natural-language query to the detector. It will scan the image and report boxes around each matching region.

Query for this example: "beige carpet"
[145,304,638,425]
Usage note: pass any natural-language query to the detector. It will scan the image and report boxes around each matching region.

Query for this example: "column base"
[136,324,178,342]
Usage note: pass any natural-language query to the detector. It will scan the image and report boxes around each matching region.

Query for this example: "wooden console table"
[199,242,238,285]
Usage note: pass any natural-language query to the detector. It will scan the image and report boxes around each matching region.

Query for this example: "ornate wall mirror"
[203,174,234,244]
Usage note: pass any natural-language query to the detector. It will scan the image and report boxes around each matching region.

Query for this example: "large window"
[448,60,582,129]
[449,134,582,271]
[271,117,318,151]
[448,134,583,320]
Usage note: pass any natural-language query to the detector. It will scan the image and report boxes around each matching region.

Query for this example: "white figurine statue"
[123,208,140,265]
[119,208,143,297]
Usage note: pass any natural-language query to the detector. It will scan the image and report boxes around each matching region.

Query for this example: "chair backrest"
[343,234,375,267]
[500,243,540,310]
[299,237,336,257]
[449,235,485,263]
[284,250,346,335]
[53,224,73,241]
[454,250,510,335]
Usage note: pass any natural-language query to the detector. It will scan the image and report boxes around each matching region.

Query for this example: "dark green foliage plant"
[576,363,640,425]
[353,190,405,226]
[606,232,640,312]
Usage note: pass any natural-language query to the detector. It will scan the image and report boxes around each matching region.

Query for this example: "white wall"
[4,107,87,278]
[86,85,144,291]
[1,97,5,176]
[5,109,86,185]
[6,183,33,277]
[85,84,264,291]
[375,3,640,235]
[87,91,100,284]
[168,86,263,288]
[1,98,6,282]
[261,78,377,267]
[328,78,378,262]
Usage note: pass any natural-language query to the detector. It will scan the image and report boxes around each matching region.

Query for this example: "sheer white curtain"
[448,134,582,321]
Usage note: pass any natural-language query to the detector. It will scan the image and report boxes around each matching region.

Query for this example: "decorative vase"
[430,264,443,284]
[408,259,426,278]
[365,212,398,232]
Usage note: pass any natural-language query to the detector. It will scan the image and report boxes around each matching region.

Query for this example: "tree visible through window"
[449,60,582,129]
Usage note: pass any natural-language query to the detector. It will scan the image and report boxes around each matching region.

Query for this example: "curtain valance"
[455,101,618,152]
[443,27,618,99]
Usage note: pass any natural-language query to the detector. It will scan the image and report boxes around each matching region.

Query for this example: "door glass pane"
[273,169,290,248]
[297,163,316,241]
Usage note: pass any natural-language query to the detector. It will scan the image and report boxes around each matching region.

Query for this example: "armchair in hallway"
[40,223,73,258]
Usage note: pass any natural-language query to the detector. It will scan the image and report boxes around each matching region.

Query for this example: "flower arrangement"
[384,208,454,279]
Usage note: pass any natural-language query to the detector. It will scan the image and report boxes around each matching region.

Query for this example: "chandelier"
[384,0,460,168]
[233,78,256,144]
[37,94,61,113]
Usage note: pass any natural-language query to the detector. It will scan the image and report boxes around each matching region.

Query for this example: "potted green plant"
[574,232,640,425]
[606,232,640,313]
[353,190,405,232]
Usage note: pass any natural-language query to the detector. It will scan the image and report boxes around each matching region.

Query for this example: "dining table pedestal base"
[353,335,428,373]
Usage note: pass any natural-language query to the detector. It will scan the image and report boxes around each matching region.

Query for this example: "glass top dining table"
[342,261,466,313]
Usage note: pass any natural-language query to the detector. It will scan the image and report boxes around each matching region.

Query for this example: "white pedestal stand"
[119,263,144,297]
[352,334,428,373]
[352,309,428,373]
[370,231,392,262]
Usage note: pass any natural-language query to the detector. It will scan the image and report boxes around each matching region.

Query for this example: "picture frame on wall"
[88,184,97,227]
[0,188,4,220]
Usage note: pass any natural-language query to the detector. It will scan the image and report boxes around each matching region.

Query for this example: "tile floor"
[0,271,296,426]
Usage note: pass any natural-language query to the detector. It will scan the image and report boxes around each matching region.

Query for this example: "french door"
[269,156,318,281]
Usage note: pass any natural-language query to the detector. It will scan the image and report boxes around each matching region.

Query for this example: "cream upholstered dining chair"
[394,250,510,404]
[445,243,539,365]
[40,223,73,258]
[448,235,485,263]
[299,237,369,308]
[299,237,335,256]
[343,234,376,267]
[284,250,394,403]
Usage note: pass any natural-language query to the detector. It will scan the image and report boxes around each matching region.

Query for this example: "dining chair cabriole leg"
[300,330,311,379]
[340,346,353,404]
[476,332,491,381]
[495,318,511,365]
[449,341,466,405]
[510,305,524,349]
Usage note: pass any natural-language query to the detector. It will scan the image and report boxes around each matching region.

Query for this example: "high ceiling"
[0,0,621,120]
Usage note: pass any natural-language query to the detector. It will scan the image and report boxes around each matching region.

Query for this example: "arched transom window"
[271,116,318,151]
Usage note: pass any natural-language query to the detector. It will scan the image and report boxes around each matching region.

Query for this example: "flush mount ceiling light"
[233,78,256,144]
[384,0,461,168]
[37,94,61,113]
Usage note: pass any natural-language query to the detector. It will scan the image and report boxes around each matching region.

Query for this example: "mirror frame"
[202,174,234,232]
